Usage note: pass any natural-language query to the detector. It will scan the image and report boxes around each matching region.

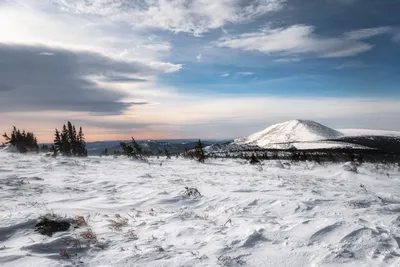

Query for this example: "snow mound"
[0,145,18,153]
[235,119,343,148]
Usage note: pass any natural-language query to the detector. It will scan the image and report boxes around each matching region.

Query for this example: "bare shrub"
[79,229,98,245]
[59,248,71,259]
[75,216,87,227]
[217,255,246,266]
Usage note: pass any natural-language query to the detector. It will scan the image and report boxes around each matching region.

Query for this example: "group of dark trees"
[2,122,87,156]
[53,121,87,157]
[2,126,39,153]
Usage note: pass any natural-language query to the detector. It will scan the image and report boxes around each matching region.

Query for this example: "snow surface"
[289,141,371,150]
[235,120,343,148]
[2,152,400,266]
[340,129,400,137]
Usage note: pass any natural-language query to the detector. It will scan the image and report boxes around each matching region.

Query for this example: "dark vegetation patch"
[35,216,71,237]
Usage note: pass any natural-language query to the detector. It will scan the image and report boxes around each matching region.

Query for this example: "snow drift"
[1,153,400,266]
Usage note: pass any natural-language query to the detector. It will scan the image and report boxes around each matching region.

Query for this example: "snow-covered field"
[1,152,400,267]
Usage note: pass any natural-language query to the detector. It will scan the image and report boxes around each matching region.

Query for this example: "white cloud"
[196,53,202,62]
[221,73,230,77]
[149,62,183,73]
[0,1,180,71]
[51,0,286,35]
[335,61,368,69]
[344,26,392,40]
[217,25,376,58]
[274,58,301,62]
[393,31,400,43]
[140,42,172,52]
[39,52,56,56]
[237,72,254,76]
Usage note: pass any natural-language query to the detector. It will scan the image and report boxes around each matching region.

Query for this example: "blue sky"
[0,0,399,141]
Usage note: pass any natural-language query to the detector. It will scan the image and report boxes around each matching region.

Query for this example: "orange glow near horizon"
[0,129,184,144]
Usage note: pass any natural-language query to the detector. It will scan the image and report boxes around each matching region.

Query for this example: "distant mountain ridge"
[230,119,400,152]
[235,119,344,147]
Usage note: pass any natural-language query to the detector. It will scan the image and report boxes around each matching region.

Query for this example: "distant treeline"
[2,124,400,164]
[328,136,400,154]
[208,148,400,164]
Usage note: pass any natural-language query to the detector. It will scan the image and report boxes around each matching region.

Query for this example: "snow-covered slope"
[235,119,343,147]
[340,129,400,137]
[1,153,400,267]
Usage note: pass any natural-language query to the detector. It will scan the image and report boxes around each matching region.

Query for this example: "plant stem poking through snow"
[223,219,233,227]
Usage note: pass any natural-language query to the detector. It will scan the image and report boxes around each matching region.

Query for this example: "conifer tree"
[60,124,70,155]
[157,148,162,159]
[67,121,77,155]
[54,129,62,152]
[131,138,143,160]
[164,148,171,159]
[194,139,206,163]
[120,137,145,160]
[77,127,87,156]
[249,153,260,165]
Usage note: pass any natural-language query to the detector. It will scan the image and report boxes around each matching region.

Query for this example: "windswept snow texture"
[235,119,343,148]
[1,153,400,266]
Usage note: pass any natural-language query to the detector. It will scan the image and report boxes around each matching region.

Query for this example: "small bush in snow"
[249,154,260,165]
[35,216,71,237]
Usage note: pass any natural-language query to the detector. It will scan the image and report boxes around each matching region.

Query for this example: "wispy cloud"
[335,61,369,70]
[39,52,56,56]
[237,72,254,76]
[274,58,302,62]
[51,0,286,36]
[196,53,202,62]
[393,31,400,43]
[221,73,230,77]
[345,26,393,40]
[217,25,379,58]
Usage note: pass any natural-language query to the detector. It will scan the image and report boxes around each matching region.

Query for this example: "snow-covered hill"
[235,119,343,148]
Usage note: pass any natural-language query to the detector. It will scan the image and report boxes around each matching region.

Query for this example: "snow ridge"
[235,119,343,147]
